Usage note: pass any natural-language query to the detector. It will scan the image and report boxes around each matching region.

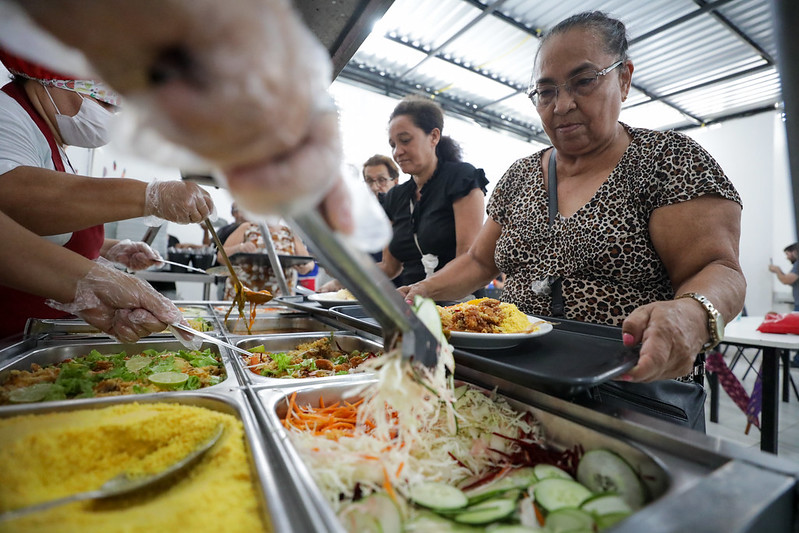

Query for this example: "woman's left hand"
[620,298,709,382]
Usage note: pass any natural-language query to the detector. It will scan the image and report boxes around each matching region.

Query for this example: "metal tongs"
[291,212,440,368]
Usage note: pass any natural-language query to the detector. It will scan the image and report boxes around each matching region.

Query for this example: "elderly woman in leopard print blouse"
[402,11,745,384]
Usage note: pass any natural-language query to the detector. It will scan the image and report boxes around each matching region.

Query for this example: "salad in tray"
[0,348,225,405]
[280,298,651,532]
[244,334,381,379]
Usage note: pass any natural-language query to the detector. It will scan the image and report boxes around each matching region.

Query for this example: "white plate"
[447,316,553,350]
[307,293,358,309]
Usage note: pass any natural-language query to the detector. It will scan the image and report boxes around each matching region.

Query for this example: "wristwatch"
[676,292,725,352]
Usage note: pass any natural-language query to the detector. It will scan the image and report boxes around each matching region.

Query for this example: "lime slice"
[8,383,55,403]
[148,371,189,389]
[125,355,152,373]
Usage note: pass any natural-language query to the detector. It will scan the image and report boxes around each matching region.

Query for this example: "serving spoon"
[0,424,224,522]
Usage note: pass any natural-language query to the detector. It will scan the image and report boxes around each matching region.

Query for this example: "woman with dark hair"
[379,95,488,287]
[402,12,745,429]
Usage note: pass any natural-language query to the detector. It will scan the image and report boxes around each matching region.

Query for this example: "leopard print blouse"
[488,124,742,326]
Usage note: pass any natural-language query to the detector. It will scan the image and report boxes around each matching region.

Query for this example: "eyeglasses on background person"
[527,59,624,108]
[364,176,395,186]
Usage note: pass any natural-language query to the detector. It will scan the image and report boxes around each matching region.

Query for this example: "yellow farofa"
[0,403,269,533]
[442,298,535,333]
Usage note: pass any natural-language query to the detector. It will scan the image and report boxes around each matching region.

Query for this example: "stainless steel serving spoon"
[0,424,224,522]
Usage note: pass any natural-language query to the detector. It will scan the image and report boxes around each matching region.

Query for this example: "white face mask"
[43,85,116,148]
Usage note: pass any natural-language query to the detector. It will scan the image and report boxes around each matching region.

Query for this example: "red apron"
[0,81,104,340]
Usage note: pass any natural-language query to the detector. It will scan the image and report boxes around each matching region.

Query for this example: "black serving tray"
[328,305,638,396]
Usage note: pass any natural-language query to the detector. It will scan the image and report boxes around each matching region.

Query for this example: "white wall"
[685,112,793,315]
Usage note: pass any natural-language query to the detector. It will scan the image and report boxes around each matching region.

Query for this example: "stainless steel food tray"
[223,315,340,336]
[0,391,312,532]
[251,377,799,533]
[233,332,382,388]
[0,339,240,405]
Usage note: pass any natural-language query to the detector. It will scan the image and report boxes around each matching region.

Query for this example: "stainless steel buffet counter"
[1,300,797,532]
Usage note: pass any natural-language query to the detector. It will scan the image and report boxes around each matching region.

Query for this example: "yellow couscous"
[0,403,270,533]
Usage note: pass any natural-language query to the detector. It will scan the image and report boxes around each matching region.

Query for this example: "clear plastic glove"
[144,180,215,225]
[104,239,163,271]
[46,260,186,343]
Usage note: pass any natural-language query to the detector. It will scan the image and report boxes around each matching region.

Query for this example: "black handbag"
[580,380,707,432]
[547,149,706,432]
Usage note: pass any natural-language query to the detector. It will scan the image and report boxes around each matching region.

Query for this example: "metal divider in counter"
[3,300,798,531]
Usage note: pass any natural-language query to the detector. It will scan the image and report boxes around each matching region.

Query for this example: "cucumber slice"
[533,479,592,513]
[413,296,447,344]
[595,511,632,530]
[465,467,538,504]
[533,464,573,481]
[580,493,632,516]
[543,508,595,533]
[409,482,468,511]
[405,510,482,532]
[486,525,542,532]
[453,498,517,525]
[576,449,646,510]
[339,493,402,533]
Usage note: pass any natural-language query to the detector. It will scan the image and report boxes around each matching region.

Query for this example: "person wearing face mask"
[0,49,216,340]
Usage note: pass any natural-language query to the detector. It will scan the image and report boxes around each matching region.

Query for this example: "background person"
[401,11,745,392]
[768,242,799,311]
[363,153,399,200]
[220,220,314,298]
[379,95,488,289]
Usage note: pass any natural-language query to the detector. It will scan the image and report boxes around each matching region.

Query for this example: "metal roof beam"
[691,0,776,65]
[624,63,774,110]
[628,0,738,45]
[339,63,550,144]
[398,0,510,79]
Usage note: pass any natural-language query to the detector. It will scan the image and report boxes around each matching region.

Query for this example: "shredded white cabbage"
[284,337,541,511]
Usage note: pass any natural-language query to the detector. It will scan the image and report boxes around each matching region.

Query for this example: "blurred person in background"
[220,220,314,298]
[363,153,399,201]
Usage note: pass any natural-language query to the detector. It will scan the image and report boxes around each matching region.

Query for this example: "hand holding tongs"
[291,211,440,368]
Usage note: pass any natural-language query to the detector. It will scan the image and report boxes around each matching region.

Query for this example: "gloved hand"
[104,239,163,270]
[144,180,215,224]
[46,259,185,343]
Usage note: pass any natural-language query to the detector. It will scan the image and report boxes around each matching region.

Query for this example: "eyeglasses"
[364,177,394,186]
[527,60,624,108]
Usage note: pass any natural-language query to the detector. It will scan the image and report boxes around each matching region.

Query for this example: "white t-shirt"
[0,88,74,245]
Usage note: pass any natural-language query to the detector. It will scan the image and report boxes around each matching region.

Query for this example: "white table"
[716,316,799,453]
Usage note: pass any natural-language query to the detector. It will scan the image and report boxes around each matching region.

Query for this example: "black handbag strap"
[547,149,564,317]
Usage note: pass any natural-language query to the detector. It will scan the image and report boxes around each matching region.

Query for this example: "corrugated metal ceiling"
[336,0,783,144]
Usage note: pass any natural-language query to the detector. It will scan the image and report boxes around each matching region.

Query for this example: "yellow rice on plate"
[0,403,270,532]
[438,297,537,334]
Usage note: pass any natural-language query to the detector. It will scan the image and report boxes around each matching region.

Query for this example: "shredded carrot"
[282,392,375,438]
[319,395,325,409]
[533,501,546,526]
[382,465,397,502]
[395,462,404,478]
